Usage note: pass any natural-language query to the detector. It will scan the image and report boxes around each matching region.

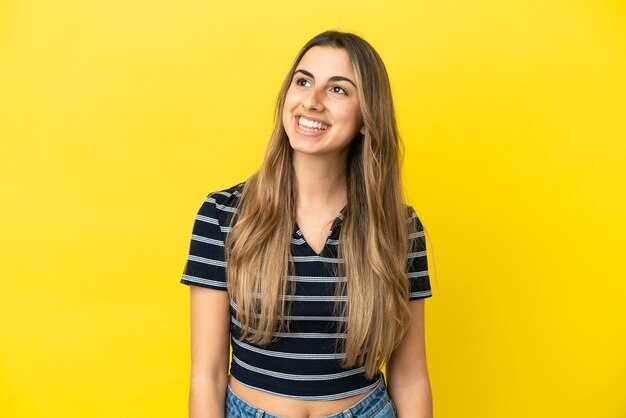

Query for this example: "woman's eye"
[294,77,310,87]
[332,85,347,95]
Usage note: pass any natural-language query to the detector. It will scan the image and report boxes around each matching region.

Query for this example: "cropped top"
[180,181,432,400]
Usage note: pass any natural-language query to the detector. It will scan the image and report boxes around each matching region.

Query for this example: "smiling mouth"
[297,116,329,131]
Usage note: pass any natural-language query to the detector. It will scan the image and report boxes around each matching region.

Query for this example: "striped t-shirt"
[180,181,432,400]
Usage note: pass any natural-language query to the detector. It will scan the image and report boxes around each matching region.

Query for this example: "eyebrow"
[294,69,357,88]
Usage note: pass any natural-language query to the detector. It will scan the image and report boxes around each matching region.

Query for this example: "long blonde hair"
[224,30,422,379]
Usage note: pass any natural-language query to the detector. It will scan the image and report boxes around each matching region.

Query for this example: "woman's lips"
[294,116,328,137]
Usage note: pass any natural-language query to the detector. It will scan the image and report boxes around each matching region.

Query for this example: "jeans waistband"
[226,374,390,418]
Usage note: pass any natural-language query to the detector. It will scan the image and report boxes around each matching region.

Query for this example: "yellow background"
[1,0,625,417]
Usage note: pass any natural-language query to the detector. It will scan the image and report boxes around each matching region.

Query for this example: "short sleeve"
[407,206,432,301]
[180,192,228,291]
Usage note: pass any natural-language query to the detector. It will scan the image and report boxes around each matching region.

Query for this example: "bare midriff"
[228,375,372,418]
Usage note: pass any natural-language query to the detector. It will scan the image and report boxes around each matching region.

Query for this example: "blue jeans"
[225,374,397,418]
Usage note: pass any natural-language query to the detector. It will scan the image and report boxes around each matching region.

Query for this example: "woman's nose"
[302,88,324,111]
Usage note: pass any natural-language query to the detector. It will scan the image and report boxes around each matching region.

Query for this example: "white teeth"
[298,117,327,130]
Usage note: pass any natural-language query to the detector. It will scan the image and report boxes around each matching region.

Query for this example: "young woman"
[181,30,433,418]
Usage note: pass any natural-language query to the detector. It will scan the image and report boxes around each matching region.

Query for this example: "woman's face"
[282,46,364,157]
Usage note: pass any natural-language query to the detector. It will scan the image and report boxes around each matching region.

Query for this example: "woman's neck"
[292,152,348,211]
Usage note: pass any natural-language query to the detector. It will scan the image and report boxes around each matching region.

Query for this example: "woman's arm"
[188,286,231,418]
[386,299,433,418]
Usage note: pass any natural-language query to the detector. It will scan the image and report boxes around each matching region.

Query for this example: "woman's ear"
[360,125,365,135]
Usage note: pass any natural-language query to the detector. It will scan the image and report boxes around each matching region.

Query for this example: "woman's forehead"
[297,46,355,79]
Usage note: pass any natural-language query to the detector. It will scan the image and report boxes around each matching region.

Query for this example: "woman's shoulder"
[206,180,247,224]
[404,203,425,229]
[208,180,246,203]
